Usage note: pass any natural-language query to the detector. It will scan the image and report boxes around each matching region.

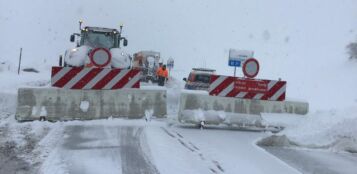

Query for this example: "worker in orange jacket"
[156,64,168,86]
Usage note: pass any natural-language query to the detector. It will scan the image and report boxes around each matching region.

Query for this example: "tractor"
[59,21,131,69]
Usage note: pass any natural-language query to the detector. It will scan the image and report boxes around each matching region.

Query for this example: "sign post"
[167,58,174,77]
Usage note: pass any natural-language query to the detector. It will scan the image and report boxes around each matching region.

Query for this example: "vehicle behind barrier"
[183,68,216,90]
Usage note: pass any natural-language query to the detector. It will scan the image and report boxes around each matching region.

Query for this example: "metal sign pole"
[234,66,237,89]
[168,68,171,78]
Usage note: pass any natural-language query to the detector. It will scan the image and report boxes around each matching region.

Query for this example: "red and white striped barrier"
[51,66,141,90]
[209,75,286,101]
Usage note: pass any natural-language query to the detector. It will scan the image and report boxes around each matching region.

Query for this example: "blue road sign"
[228,60,241,67]
[167,58,174,69]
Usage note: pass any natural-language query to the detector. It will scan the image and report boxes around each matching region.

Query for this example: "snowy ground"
[264,146,357,174]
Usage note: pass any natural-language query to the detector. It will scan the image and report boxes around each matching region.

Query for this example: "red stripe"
[92,69,121,89]
[132,69,141,88]
[209,76,234,96]
[132,69,141,75]
[260,80,271,100]
[260,80,273,100]
[112,69,140,89]
[209,75,219,84]
[277,93,286,101]
[243,92,256,99]
[261,81,286,100]
[51,66,62,77]
[226,84,240,97]
[71,68,103,89]
[52,67,83,88]
[132,80,140,88]
[124,70,140,88]
[258,80,271,100]
[269,81,286,98]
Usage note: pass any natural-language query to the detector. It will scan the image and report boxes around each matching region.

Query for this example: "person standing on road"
[156,64,168,86]
[156,63,162,75]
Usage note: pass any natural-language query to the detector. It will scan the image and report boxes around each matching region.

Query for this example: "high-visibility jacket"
[156,67,168,78]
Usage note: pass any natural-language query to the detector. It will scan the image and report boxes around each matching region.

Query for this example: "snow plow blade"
[15,88,167,121]
[178,92,308,126]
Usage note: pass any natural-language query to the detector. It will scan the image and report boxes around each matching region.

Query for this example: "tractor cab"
[70,26,128,49]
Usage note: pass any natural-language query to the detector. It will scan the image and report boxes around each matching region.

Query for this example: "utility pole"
[18,48,22,75]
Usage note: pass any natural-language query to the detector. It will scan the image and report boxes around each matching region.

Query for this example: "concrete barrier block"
[178,92,308,124]
[15,88,167,121]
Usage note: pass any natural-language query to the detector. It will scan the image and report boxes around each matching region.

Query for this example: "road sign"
[89,48,112,68]
[242,58,259,78]
[228,49,254,67]
[228,60,241,67]
[167,58,174,70]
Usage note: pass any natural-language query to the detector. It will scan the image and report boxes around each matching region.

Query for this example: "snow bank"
[261,106,357,153]
[0,92,16,115]
[0,70,50,94]
[0,68,51,119]
[0,60,14,73]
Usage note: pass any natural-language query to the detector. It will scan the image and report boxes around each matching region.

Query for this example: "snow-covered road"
[2,118,357,174]
[37,120,299,174]
[264,146,357,174]
[44,124,159,174]
[151,125,300,174]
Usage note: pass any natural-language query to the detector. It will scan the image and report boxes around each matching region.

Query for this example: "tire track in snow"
[120,127,160,174]
[161,127,225,173]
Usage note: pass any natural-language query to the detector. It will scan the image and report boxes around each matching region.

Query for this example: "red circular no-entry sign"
[242,58,259,78]
[89,48,112,68]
